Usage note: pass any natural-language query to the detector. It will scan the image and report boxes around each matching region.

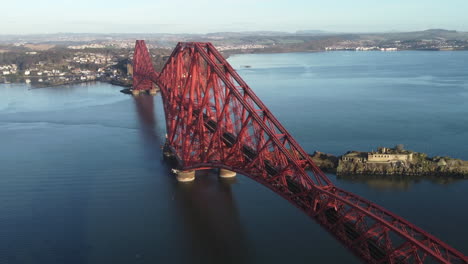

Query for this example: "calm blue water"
[229,51,468,160]
[0,51,467,264]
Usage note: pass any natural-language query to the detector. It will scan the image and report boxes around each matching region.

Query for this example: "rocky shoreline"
[309,146,468,179]
[2,75,133,89]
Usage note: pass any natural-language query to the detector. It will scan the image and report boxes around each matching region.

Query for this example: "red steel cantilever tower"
[132,40,468,264]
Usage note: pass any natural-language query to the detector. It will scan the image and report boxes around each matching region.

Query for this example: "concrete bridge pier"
[132,89,141,96]
[219,168,236,178]
[148,83,159,95]
[174,169,195,182]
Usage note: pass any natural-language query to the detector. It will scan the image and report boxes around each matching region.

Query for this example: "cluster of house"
[0,64,18,75]
[67,43,107,50]
[0,62,124,85]
[216,44,267,51]
[325,46,398,51]
[68,53,114,65]
[0,51,122,82]
[67,40,137,50]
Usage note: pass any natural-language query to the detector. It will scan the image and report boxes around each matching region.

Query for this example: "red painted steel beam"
[133,40,468,264]
[133,40,159,91]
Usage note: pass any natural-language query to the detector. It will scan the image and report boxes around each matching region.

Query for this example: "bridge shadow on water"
[172,173,252,264]
[133,94,163,159]
[133,94,252,264]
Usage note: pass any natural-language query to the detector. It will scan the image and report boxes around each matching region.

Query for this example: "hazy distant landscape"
[1,29,468,53]
[2,28,468,87]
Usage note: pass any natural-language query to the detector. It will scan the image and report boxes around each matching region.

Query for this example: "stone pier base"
[149,88,158,95]
[132,89,141,96]
[219,168,236,178]
[176,170,195,182]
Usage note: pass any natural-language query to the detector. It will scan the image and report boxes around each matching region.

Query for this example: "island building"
[341,147,413,164]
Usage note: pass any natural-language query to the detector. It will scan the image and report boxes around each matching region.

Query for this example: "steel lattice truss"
[133,40,159,91]
[133,40,468,264]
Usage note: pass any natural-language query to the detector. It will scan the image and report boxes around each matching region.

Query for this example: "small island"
[309,145,468,178]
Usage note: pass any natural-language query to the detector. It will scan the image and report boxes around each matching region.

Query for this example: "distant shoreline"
[225,47,468,58]
[1,77,131,88]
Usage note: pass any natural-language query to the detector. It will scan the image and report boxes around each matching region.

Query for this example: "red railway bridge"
[131,40,467,264]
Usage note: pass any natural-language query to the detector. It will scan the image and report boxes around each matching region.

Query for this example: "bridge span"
[132,40,467,264]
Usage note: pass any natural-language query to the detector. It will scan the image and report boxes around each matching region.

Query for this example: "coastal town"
[2,29,468,86]
[324,38,467,51]
[0,48,136,87]
[0,41,269,87]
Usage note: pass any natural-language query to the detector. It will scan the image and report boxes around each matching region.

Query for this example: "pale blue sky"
[1,0,467,34]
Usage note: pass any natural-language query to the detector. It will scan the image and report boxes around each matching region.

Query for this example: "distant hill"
[295,30,332,35]
[369,29,468,41]
[1,29,468,53]
[206,31,291,37]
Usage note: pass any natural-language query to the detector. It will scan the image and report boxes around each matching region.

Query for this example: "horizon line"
[0,28,465,37]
